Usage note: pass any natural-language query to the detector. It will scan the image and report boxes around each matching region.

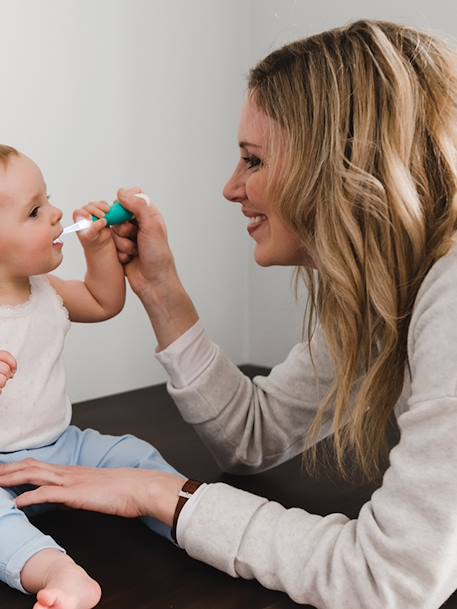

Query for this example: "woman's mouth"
[247,215,268,236]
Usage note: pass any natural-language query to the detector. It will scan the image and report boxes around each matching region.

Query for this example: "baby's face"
[0,154,63,279]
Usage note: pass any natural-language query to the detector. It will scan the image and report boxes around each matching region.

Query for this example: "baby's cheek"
[27,233,54,261]
[36,231,53,249]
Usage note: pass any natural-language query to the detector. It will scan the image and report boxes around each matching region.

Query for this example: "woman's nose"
[223,175,245,203]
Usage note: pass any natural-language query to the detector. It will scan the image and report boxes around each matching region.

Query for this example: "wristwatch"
[171,478,203,543]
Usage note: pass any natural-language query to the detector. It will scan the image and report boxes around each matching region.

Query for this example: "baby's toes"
[34,588,58,608]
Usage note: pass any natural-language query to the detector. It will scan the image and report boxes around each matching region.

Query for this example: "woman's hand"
[0,459,184,527]
[110,187,176,299]
[110,187,199,350]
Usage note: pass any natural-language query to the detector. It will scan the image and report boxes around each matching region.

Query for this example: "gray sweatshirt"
[166,242,457,609]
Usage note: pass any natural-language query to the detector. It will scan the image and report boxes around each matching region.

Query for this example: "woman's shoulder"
[408,238,457,354]
[407,239,457,403]
[412,239,457,312]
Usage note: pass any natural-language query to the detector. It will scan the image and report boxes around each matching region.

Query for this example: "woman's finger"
[15,486,73,509]
[117,252,131,264]
[111,221,138,239]
[111,232,138,257]
[0,467,62,488]
[115,192,160,231]
[116,186,143,202]
[0,458,58,476]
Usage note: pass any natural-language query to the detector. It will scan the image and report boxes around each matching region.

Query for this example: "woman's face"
[223,95,310,267]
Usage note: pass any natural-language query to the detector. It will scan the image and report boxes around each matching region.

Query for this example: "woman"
[1,18,457,609]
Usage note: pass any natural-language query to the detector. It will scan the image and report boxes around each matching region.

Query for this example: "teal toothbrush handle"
[92,201,134,226]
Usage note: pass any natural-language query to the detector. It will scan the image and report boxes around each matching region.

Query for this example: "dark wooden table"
[1,365,456,609]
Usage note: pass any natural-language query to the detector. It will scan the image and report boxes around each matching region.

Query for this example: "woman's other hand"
[0,459,184,527]
[110,187,199,350]
[110,188,175,299]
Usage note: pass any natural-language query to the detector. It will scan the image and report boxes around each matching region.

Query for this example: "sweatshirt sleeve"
[167,324,337,474]
[177,248,457,609]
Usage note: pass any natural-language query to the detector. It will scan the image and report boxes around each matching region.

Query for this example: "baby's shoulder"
[30,274,70,325]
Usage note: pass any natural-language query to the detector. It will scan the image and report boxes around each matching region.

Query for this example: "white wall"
[246,0,457,367]
[0,0,250,402]
[1,1,456,400]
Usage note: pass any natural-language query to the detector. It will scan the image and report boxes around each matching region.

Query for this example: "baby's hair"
[0,145,19,168]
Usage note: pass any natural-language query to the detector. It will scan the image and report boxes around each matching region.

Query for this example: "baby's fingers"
[0,350,17,373]
[0,372,9,391]
[73,201,110,222]
[84,217,108,239]
[72,208,92,223]
[0,361,15,381]
[78,218,110,244]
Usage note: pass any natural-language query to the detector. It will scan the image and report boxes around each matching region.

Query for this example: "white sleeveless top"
[0,275,71,452]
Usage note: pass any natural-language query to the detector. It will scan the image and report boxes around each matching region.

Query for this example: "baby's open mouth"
[52,235,63,245]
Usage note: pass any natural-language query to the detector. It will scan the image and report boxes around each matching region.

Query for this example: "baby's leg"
[0,487,100,608]
[21,549,100,609]
[74,427,185,541]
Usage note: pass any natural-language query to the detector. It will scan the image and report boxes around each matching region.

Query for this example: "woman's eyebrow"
[239,141,262,149]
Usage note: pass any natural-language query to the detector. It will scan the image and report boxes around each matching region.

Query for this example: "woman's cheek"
[246,172,267,207]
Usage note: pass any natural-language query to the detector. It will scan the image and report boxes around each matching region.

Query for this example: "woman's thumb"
[117,189,152,218]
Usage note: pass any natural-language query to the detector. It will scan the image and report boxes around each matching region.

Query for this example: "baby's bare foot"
[32,562,101,609]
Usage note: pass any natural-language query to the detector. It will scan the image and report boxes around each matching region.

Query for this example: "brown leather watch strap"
[171,479,203,543]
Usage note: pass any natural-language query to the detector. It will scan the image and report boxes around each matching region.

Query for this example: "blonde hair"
[0,145,19,167]
[248,19,457,482]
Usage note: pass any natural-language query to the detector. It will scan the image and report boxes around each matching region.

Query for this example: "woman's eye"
[242,155,262,169]
[29,207,39,218]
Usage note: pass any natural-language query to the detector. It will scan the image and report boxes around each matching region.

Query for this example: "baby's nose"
[52,207,63,222]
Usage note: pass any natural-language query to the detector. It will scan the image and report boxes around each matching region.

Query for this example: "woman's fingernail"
[134,193,150,205]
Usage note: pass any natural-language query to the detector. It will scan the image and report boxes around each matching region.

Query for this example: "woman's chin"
[253,246,273,267]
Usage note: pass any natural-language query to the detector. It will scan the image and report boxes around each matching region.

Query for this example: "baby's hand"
[73,201,112,249]
[0,350,16,394]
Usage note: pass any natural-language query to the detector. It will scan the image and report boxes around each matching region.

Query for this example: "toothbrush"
[58,193,150,236]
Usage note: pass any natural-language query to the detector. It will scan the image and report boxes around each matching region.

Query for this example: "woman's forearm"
[139,270,199,351]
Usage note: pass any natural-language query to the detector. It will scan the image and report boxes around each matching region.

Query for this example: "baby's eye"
[29,207,39,218]
[242,155,262,169]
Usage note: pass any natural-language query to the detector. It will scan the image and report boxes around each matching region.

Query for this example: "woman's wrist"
[171,479,203,542]
[145,472,187,528]
[140,273,199,351]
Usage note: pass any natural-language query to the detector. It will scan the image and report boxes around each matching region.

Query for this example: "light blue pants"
[0,425,184,593]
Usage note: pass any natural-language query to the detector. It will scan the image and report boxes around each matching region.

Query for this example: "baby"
[0,145,182,609]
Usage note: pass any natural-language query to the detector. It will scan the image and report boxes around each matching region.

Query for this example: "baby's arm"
[49,201,126,323]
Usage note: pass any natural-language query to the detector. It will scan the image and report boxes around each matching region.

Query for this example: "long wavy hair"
[248,19,457,482]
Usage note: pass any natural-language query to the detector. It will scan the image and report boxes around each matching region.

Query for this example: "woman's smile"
[247,215,268,237]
